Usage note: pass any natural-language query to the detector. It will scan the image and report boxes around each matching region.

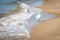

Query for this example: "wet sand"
[30,0,60,40]
[0,0,60,40]
[30,17,60,40]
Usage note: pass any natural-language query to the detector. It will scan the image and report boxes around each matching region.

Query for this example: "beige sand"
[30,0,60,40]
[39,0,60,17]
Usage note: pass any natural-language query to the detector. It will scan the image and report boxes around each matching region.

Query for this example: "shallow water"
[0,0,55,22]
[0,0,55,31]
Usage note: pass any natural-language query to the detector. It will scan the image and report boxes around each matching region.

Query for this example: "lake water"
[0,0,55,20]
[0,0,55,31]
[0,0,17,13]
[0,0,17,4]
[0,0,44,13]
